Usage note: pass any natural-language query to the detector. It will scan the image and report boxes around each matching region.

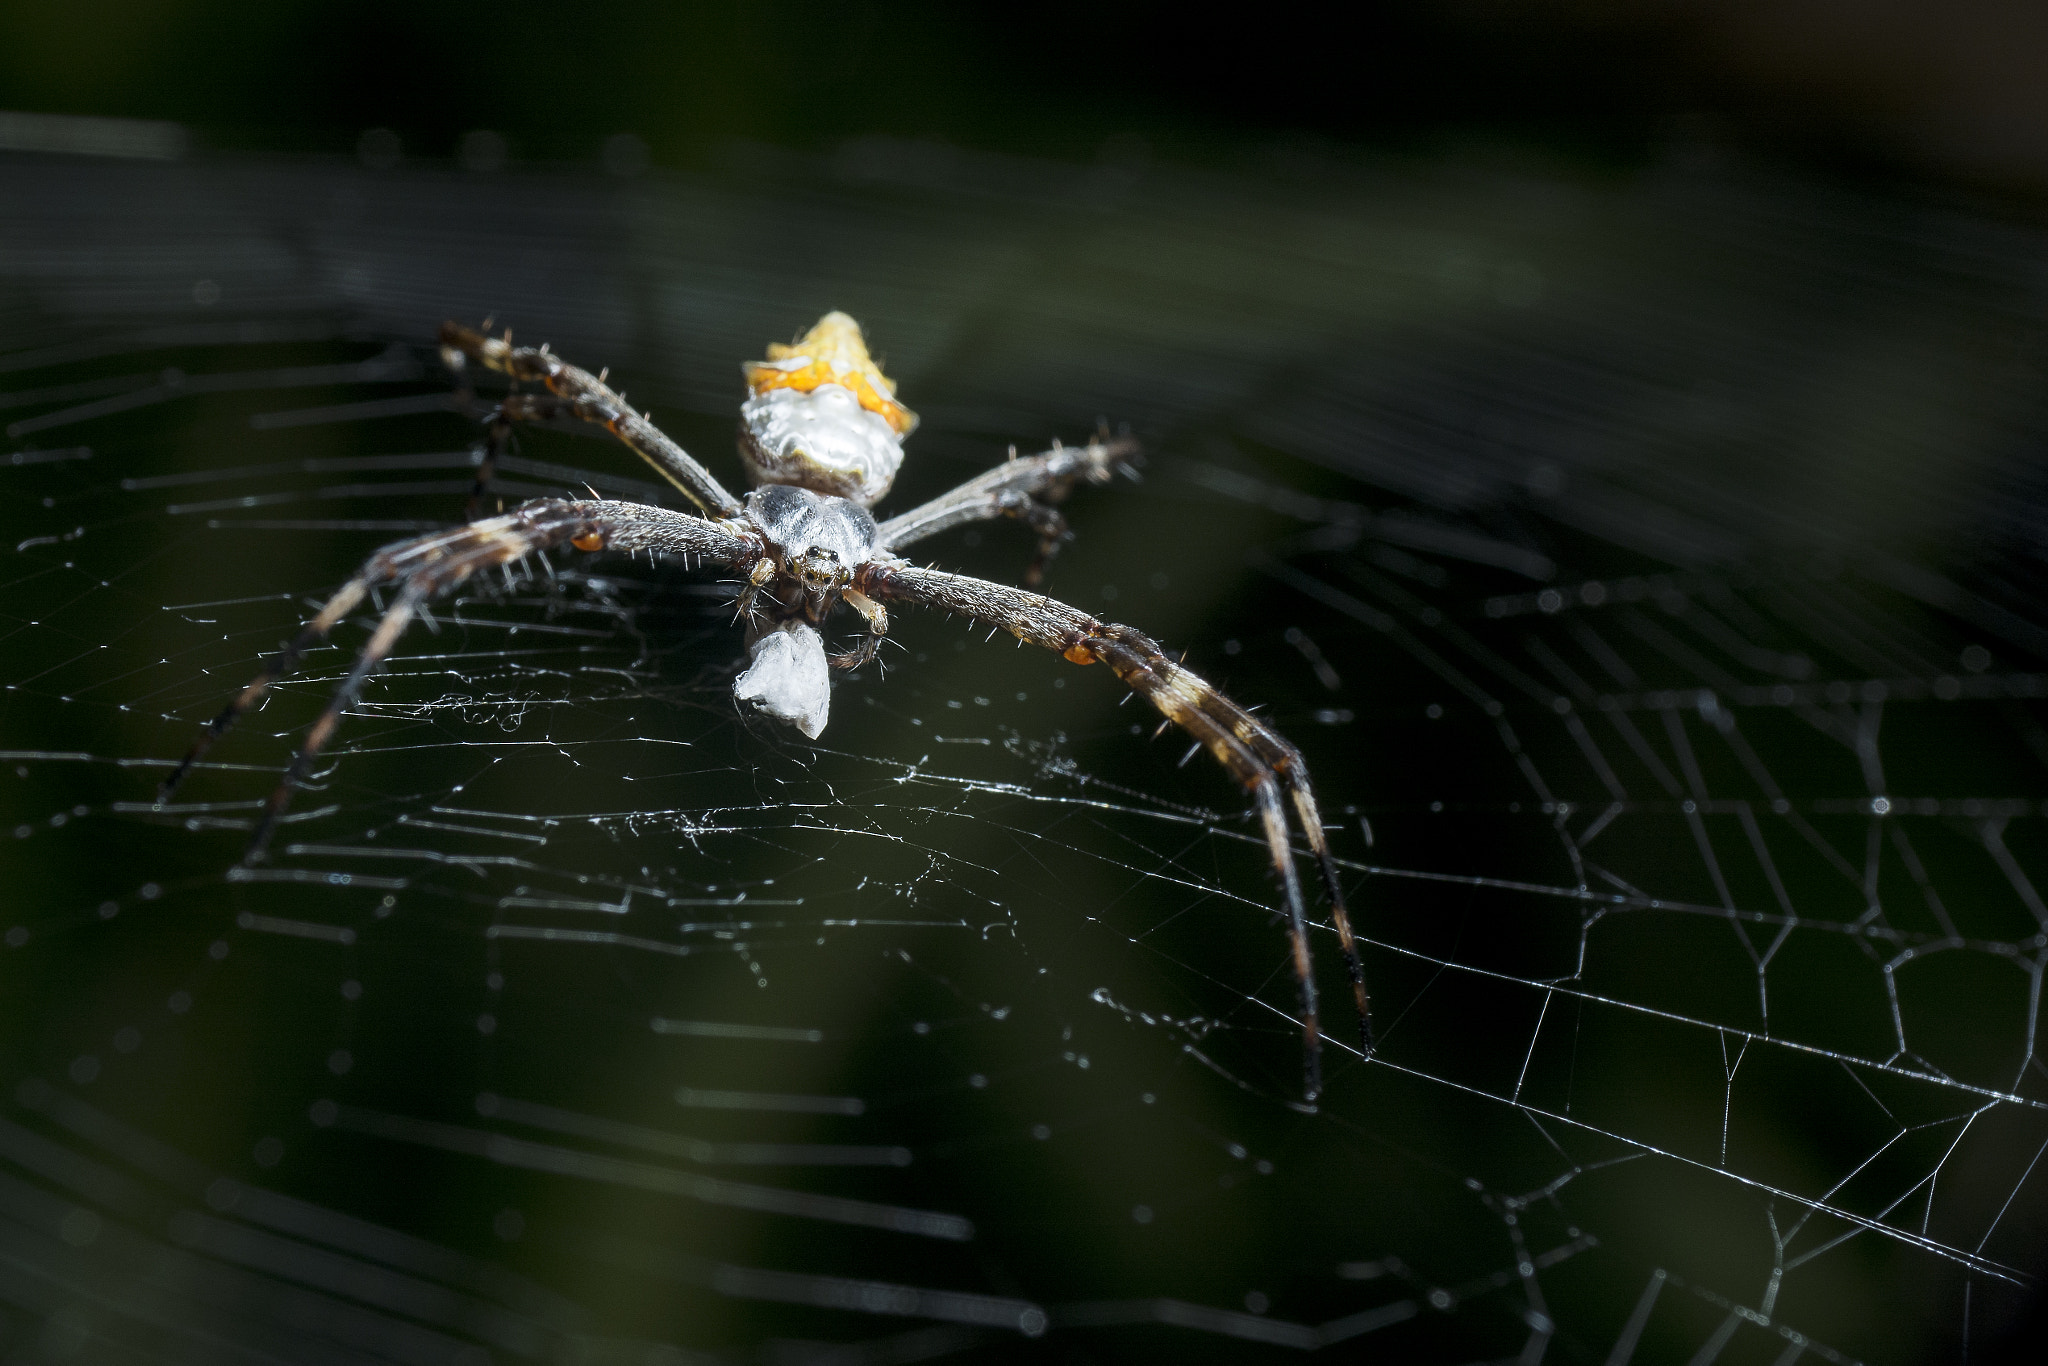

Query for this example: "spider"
[159,313,1371,1102]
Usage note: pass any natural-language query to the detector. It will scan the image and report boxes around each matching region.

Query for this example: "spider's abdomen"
[738,312,915,506]
[743,483,881,569]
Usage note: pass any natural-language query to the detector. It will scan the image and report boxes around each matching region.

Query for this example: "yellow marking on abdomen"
[743,311,919,436]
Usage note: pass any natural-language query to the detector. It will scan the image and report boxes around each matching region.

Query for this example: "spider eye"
[796,549,842,590]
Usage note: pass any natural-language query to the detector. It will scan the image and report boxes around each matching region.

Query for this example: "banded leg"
[861,561,1371,1103]
[875,436,1139,574]
[162,499,760,861]
[157,578,373,802]
[438,321,746,518]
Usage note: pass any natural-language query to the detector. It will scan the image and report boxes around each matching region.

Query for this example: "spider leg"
[1286,771,1374,1055]
[859,561,1370,1103]
[246,578,427,858]
[1080,625,1353,1102]
[1012,497,1070,590]
[461,406,517,522]
[167,499,761,862]
[875,435,1139,555]
[157,575,371,801]
[441,335,504,521]
[439,322,746,518]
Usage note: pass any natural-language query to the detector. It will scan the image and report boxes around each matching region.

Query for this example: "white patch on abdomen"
[739,383,905,506]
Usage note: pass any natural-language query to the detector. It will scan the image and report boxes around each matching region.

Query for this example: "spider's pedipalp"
[858,561,1373,1103]
[830,587,889,671]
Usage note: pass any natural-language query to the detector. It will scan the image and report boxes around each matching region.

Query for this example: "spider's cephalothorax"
[164,313,1373,1105]
[729,482,888,739]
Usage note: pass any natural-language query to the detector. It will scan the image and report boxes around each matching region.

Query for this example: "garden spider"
[160,313,1371,1102]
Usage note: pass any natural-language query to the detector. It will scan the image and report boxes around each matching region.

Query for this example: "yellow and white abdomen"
[739,312,918,506]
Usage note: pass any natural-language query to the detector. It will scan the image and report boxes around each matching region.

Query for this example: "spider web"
[3,132,2047,1365]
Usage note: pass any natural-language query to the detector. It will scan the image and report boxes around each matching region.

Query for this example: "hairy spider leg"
[1298,799,1372,1054]
[245,577,429,858]
[438,322,746,519]
[162,510,588,803]
[1081,628,1368,1100]
[225,503,609,858]
[167,499,760,861]
[1014,432,1141,589]
[1159,701,1373,1057]
[157,576,372,802]
[459,389,657,521]
[877,437,1139,589]
[860,561,1370,1104]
